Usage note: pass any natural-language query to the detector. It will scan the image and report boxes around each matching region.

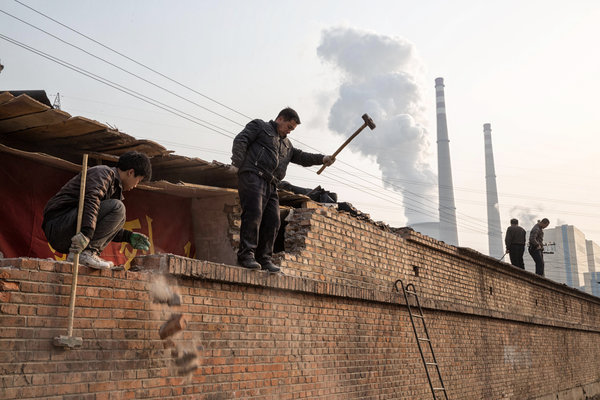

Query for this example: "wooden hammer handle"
[66,154,88,337]
[317,122,367,175]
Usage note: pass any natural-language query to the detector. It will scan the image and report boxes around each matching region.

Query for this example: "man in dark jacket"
[505,218,526,269]
[42,151,152,269]
[528,218,550,276]
[231,107,334,272]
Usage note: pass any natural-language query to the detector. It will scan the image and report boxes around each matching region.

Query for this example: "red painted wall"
[0,153,195,267]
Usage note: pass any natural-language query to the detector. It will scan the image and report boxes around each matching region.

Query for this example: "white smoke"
[509,205,545,230]
[317,27,436,225]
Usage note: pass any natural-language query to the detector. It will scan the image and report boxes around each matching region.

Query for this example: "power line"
[5,5,588,230]
[5,1,479,230]
[0,33,236,140]
[13,0,253,121]
[302,165,494,236]
[0,8,244,129]
[4,5,595,241]
[65,95,493,234]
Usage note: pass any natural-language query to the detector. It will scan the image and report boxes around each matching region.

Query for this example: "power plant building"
[529,224,600,296]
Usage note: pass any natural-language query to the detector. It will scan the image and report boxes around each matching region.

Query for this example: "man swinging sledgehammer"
[230,107,335,272]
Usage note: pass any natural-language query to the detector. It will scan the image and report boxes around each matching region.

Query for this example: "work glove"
[69,232,90,254]
[323,155,335,167]
[129,232,150,251]
[228,165,239,174]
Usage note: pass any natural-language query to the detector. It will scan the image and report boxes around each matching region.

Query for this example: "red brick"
[0,280,19,291]
[2,208,600,399]
[0,291,11,302]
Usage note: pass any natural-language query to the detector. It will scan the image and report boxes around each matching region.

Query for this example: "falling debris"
[173,348,199,376]
[151,275,181,306]
[151,275,199,376]
[177,362,199,376]
[159,313,185,340]
[174,350,198,366]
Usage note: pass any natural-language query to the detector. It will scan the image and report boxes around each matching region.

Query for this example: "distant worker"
[528,218,550,276]
[42,151,152,269]
[231,107,335,272]
[505,218,526,269]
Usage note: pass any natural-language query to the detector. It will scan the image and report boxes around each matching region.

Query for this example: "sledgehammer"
[317,113,376,175]
[54,154,88,349]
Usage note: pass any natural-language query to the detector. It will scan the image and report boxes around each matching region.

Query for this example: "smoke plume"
[317,27,436,224]
[509,205,545,230]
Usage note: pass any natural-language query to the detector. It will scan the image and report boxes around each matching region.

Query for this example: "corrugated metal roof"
[0,91,309,204]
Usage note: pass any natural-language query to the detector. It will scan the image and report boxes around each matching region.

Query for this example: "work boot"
[238,257,261,270]
[259,261,280,273]
[76,250,114,270]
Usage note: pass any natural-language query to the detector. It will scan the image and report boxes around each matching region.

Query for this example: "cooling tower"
[483,123,503,258]
[435,78,459,246]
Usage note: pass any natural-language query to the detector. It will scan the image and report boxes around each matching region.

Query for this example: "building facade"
[526,224,600,296]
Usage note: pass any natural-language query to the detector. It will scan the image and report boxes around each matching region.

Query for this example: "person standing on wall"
[528,218,550,276]
[504,218,527,269]
[42,151,153,269]
[231,107,335,273]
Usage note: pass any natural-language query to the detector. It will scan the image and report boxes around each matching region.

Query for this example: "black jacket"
[42,166,131,242]
[505,225,526,248]
[231,119,324,183]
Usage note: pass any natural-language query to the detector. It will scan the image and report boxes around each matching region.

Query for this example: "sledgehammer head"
[362,114,376,130]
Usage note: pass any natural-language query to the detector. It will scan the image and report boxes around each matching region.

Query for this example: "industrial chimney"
[483,123,503,258]
[435,78,459,246]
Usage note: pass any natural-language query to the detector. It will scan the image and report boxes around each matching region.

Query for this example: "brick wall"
[2,205,600,399]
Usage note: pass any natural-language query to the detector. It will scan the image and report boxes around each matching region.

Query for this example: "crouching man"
[42,151,152,269]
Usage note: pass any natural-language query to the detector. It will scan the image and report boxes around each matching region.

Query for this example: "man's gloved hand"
[323,155,336,167]
[229,165,239,174]
[69,232,90,254]
[130,232,150,251]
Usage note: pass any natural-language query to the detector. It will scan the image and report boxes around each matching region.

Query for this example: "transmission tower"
[53,93,61,110]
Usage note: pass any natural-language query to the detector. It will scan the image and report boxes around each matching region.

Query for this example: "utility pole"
[53,93,61,110]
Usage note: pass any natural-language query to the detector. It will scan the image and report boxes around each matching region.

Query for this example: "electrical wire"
[0,8,246,128]
[5,2,600,292]
[13,0,253,121]
[0,33,236,140]
[3,5,598,243]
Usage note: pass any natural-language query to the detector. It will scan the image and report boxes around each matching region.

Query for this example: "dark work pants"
[237,171,280,264]
[528,247,545,276]
[508,244,525,269]
[43,199,126,254]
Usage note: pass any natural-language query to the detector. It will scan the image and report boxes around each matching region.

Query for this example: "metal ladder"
[395,279,449,400]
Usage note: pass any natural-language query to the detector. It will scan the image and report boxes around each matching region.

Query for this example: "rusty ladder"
[395,279,448,400]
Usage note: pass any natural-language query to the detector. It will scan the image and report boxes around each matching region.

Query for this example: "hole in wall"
[489,286,493,295]
[413,265,419,277]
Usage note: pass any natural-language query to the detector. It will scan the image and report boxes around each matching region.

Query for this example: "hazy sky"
[2,0,600,262]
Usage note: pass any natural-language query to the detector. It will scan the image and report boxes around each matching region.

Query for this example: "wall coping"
[398,227,600,305]
[2,255,599,334]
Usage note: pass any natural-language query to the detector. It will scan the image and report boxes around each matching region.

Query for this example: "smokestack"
[483,123,503,258]
[435,78,459,246]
